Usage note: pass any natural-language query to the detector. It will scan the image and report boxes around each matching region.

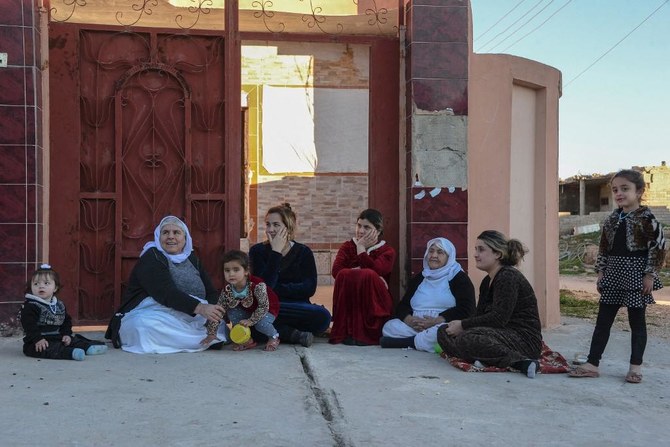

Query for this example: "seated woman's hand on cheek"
[330,209,396,345]
[353,218,382,254]
[249,203,331,347]
[268,224,289,254]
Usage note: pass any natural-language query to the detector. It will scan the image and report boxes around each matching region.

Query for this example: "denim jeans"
[227,307,278,339]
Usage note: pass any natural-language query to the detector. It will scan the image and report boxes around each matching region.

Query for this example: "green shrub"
[559,290,599,319]
[659,271,670,287]
[559,258,587,275]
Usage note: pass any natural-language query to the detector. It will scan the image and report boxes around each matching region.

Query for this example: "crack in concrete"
[438,146,466,160]
[299,351,353,447]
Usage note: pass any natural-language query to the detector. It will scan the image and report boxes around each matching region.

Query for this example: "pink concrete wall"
[468,53,562,327]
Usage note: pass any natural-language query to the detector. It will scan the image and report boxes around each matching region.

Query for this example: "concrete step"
[649,206,670,225]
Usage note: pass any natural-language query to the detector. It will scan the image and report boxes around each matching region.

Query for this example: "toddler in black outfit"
[19,264,107,360]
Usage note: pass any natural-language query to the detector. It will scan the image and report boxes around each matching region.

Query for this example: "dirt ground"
[559,274,670,339]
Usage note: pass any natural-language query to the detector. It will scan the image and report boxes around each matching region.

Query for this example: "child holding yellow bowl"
[201,250,280,351]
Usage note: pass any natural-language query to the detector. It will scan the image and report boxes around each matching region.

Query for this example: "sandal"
[314,328,331,339]
[264,337,280,352]
[232,339,257,351]
[625,371,643,384]
[568,365,600,378]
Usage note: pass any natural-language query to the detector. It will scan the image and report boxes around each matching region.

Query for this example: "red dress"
[329,240,396,345]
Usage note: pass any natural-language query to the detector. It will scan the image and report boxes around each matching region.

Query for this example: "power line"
[500,0,574,53]
[475,0,528,40]
[565,0,670,88]
[476,0,545,52]
[486,0,558,52]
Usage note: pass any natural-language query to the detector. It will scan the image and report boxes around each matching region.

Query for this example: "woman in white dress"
[115,216,228,354]
[381,237,475,352]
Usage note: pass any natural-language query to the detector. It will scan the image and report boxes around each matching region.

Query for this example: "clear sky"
[470,0,670,179]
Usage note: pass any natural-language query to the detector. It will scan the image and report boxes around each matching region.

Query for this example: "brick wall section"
[241,42,371,284]
[253,174,368,284]
[242,42,369,88]
[643,165,670,207]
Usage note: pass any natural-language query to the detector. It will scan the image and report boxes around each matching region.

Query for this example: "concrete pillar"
[404,0,470,279]
[579,178,586,216]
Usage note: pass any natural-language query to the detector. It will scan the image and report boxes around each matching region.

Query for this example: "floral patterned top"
[595,206,667,276]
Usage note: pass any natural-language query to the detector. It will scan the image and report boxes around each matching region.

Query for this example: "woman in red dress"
[329,209,396,345]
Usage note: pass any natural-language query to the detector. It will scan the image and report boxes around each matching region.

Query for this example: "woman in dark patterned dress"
[437,230,542,378]
[569,169,666,383]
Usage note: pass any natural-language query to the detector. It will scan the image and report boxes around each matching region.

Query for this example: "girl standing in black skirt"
[569,169,666,383]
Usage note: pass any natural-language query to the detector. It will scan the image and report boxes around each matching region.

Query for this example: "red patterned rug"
[441,341,570,374]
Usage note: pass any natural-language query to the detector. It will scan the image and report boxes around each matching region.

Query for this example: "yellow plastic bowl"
[230,324,251,344]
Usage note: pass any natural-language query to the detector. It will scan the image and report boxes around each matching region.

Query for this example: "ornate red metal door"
[50,25,237,323]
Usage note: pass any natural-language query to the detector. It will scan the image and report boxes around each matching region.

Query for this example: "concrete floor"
[3,316,670,446]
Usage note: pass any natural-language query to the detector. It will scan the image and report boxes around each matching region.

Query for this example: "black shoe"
[207,341,225,350]
[379,336,415,349]
[342,337,372,346]
[514,359,540,378]
[299,331,314,348]
[289,329,314,347]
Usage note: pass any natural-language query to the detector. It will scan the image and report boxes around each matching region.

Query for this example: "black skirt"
[598,255,662,307]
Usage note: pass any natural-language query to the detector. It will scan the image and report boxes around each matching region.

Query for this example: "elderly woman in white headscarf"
[380,237,475,352]
[112,216,228,354]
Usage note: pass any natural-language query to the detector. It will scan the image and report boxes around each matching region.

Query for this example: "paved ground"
[2,313,669,447]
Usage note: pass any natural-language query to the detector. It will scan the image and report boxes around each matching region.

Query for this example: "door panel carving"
[51,26,232,323]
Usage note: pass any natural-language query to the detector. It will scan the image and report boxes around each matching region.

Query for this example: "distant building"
[642,162,670,207]
[560,161,670,216]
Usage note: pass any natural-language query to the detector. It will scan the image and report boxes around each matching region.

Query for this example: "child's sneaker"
[86,344,108,355]
[71,348,85,361]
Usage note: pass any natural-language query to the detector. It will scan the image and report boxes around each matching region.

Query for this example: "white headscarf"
[411,237,463,312]
[421,237,462,281]
[140,216,193,264]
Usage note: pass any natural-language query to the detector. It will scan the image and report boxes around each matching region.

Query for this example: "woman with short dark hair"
[329,208,396,345]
